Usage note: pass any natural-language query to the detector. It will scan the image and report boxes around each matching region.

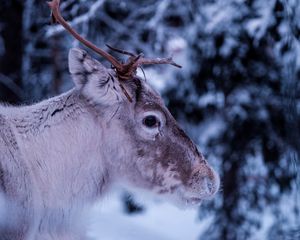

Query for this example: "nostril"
[189,165,220,197]
[207,169,220,195]
[204,175,219,195]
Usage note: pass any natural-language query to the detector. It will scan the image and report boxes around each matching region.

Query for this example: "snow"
[204,3,236,34]
[87,189,213,240]
[147,0,170,29]
[250,208,274,240]
[86,186,299,240]
[245,0,276,42]
[135,36,189,93]
[198,92,225,108]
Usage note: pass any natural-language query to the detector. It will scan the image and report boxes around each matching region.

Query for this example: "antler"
[48,0,182,99]
[48,0,121,69]
[105,45,182,80]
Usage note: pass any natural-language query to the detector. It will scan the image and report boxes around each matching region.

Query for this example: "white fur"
[0,89,112,239]
[0,48,220,239]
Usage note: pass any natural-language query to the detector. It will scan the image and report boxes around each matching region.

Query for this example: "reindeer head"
[48,0,220,205]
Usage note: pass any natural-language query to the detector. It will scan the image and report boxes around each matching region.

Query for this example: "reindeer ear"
[68,48,123,106]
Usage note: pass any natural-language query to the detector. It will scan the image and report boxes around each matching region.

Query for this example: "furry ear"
[68,48,123,106]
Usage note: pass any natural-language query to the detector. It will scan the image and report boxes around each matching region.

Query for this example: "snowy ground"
[86,187,300,240]
[87,189,213,240]
[1,187,298,239]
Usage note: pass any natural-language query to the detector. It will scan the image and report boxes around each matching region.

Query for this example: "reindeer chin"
[172,186,216,208]
[171,194,203,208]
[185,197,203,206]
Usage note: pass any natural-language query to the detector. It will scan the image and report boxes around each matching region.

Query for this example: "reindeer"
[0,0,220,239]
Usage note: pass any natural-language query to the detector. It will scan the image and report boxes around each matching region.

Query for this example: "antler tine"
[48,0,122,70]
[136,57,182,69]
[123,56,182,80]
[117,54,144,80]
[106,44,136,57]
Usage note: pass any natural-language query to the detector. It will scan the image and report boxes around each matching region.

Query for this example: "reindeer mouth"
[186,197,203,205]
[180,196,203,206]
[175,188,204,206]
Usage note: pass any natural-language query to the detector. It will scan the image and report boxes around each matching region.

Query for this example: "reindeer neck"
[4,89,110,202]
[4,89,85,134]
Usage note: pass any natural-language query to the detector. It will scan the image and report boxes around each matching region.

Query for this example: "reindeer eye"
[143,115,159,128]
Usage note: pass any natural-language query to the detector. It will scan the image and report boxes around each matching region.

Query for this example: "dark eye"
[143,115,159,128]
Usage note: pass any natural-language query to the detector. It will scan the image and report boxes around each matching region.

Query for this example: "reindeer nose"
[189,164,220,198]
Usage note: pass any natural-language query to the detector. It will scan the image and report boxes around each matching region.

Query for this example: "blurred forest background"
[0,0,299,239]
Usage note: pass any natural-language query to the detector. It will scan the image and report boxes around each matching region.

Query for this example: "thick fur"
[0,48,219,239]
